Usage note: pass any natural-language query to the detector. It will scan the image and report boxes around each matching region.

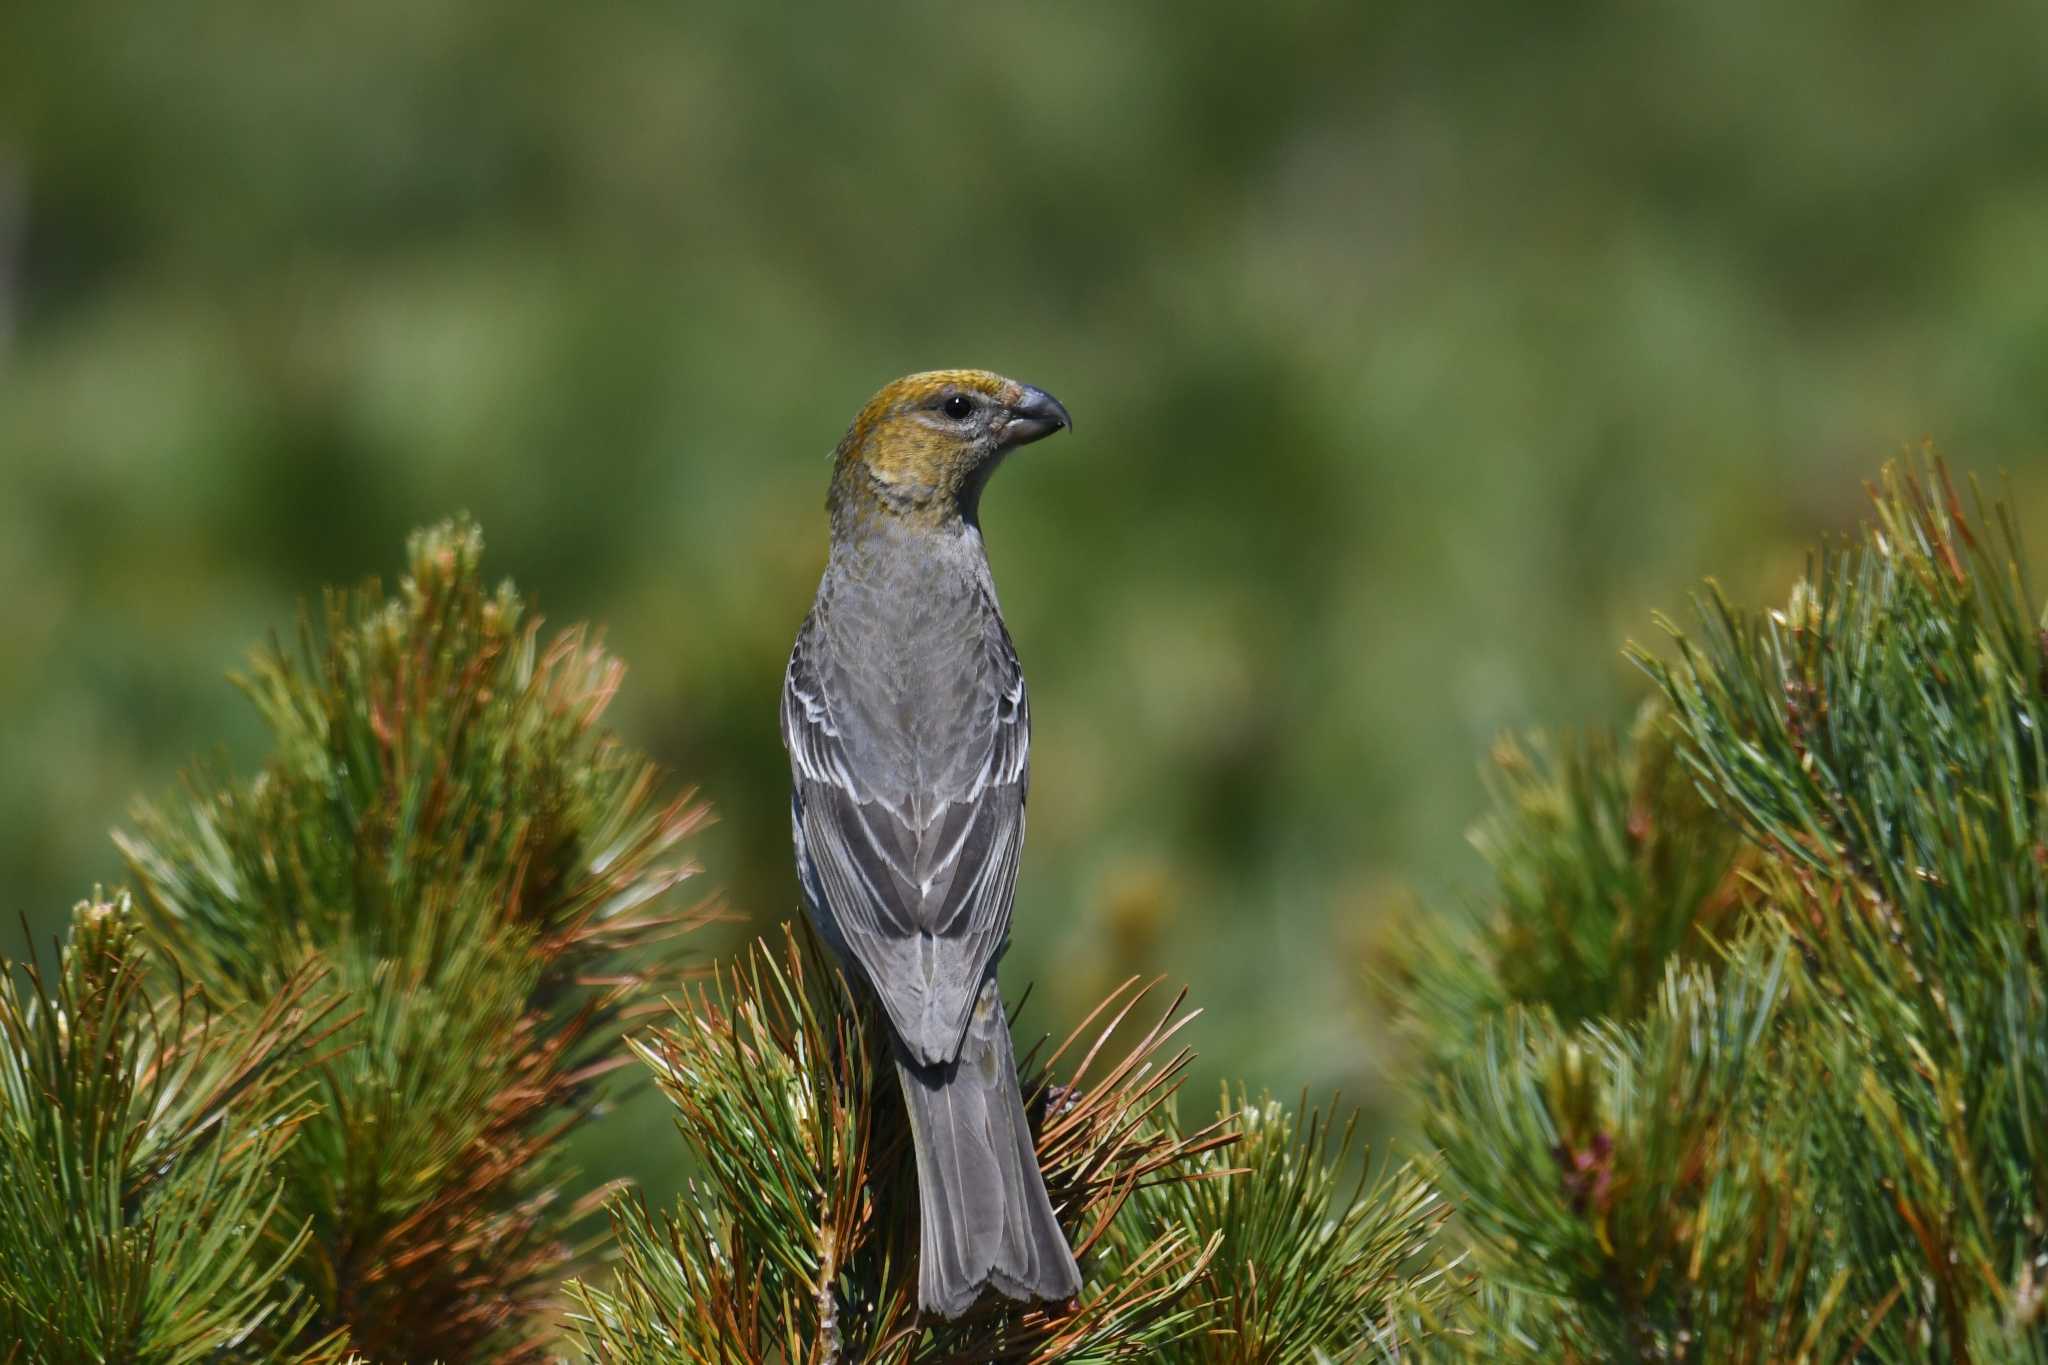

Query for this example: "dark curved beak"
[999,383,1073,449]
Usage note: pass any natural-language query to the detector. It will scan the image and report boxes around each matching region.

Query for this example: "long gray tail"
[895,980,1082,1319]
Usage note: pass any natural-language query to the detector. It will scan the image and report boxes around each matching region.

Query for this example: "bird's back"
[784,521,1028,1062]
[808,531,1012,818]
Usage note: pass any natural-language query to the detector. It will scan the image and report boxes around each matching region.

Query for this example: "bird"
[780,368,1083,1319]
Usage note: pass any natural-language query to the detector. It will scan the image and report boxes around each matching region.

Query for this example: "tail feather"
[895,980,1082,1319]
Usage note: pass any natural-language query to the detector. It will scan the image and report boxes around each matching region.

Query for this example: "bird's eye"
[942,394,974,420]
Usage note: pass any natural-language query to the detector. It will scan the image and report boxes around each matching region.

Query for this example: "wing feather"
[782,611,1029,1066]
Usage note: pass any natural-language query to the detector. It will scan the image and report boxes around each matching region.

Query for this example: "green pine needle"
[114,517,716,1361]
[0,894,348,1364]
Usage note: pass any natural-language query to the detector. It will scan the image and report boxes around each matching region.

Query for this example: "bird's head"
[829,369,1071,529]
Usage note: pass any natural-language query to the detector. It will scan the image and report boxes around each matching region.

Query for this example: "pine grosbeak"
[781,369,1080,1318]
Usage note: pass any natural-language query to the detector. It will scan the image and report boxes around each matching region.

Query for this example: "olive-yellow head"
[829,369,1071,528]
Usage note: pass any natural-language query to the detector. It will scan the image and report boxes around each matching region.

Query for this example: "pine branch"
[1636,456,2048,1359]
[0,894,348,1364]
[566,928,1222,1363]
[1381,457,2048,1360]
[1372,701,1756,1081]
[114,518,718,1362]
[568,927,1455,1362]
[1098,1088,1452,1364]
[1422,947,1880,1362]
[1475,707,1755,1025]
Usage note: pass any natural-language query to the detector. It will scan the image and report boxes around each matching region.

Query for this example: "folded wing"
[782,611,1028,1066]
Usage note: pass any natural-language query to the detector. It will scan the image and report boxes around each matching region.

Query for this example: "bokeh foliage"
[8,7,2048,1203]
[7,4,2048,1345]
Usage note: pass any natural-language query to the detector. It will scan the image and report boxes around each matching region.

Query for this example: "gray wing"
[782,612,1029,1067]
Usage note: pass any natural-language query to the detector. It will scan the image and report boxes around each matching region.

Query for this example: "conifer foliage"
[3,516,1445,1362]
[0,896,346,1363]
[12,456,2046,1360]
[1644,462,2048,1360]
[564,929,1449,1362]
[1386,459,2048,1362]
[112,520,716,1361]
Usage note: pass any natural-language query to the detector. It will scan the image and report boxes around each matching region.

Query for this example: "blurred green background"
[5,1,2047,1202]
